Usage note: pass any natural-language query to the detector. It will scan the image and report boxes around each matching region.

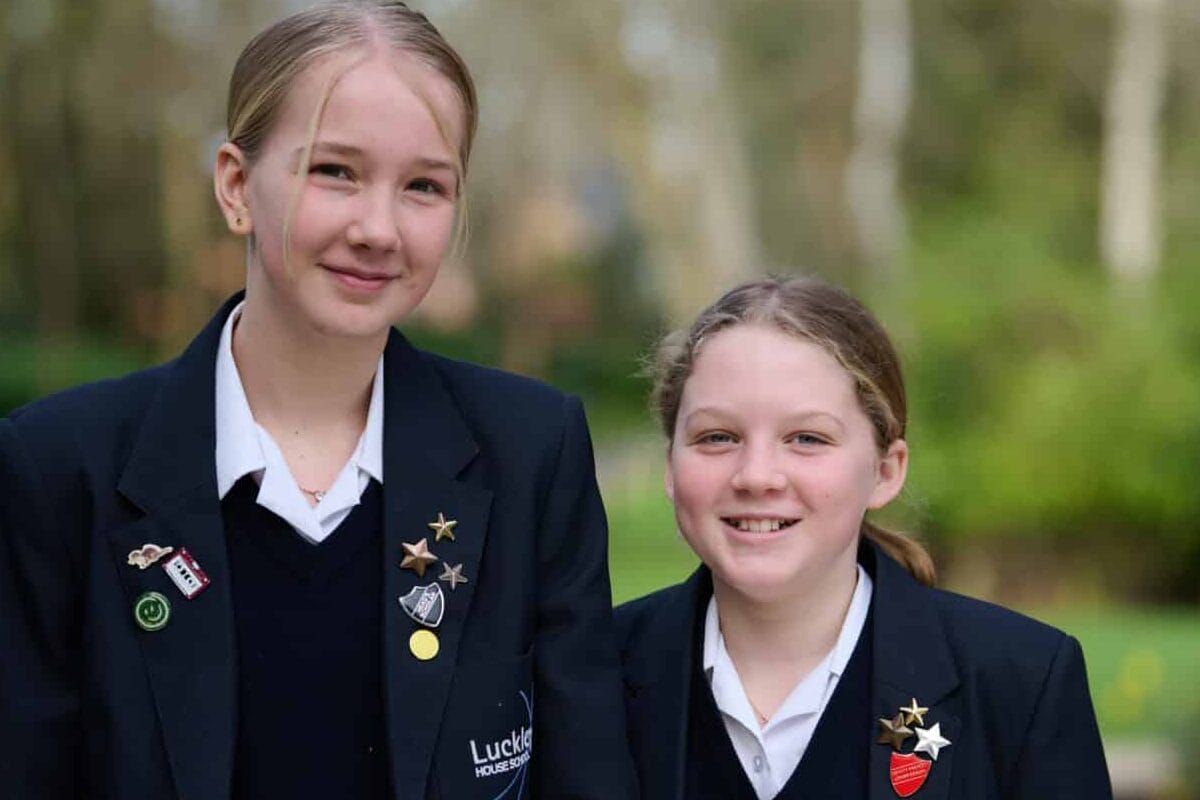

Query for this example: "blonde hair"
[227,1,476,169]
[650,276,936,586]
[226,1,478,265]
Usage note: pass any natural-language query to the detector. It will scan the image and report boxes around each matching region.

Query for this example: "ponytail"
[862,520,936,587]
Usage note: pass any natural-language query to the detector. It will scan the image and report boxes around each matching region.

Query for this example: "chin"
[710,558,801,603]
[303,302,394,340]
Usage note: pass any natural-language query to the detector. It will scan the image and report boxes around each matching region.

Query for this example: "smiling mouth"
[323,264,396,281]
[722,517,800,534]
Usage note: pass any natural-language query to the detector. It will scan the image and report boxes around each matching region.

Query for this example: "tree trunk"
[622,0,762,324]
[10,4,82,350]
[846,0,912,328]
[1100,0,1167,283]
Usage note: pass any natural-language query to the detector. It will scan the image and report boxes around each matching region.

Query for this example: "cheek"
[803,458,874,504]
[833,459,883,511]
[667,457,722,518]
[405,209,456,259]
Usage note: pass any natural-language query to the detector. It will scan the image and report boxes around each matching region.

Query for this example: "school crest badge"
[889,752,931,797]
[400,582,445,628]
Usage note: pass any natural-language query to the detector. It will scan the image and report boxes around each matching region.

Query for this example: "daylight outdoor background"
[2,0,1198,795]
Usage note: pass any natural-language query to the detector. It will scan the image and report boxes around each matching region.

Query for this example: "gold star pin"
[400,538,438,577]
[439,562,469,590]
[877,713,913,751]
[900,698,929,726]
[428,512,457,542]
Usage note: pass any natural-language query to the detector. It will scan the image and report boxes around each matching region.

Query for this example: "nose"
[346,188,401,252]
[729,442,787,494]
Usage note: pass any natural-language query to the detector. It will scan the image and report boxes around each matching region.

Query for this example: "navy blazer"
[615,542,1113,799]
[0,295,638,800]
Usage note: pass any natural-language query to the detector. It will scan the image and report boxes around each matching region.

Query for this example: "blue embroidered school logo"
[468,689,532,799]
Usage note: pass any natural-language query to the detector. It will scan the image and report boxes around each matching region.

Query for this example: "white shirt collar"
[213,301,385,543]
[703,563,873,728]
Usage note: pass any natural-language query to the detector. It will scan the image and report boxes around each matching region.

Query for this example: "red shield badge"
[889,752,931,797]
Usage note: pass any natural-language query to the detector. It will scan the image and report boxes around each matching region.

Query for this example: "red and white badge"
[162,548,210,599]
[889,752,932,797]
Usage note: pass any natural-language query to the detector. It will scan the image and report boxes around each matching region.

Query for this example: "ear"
[663,451,676,504]
[867,438,908,510]
[214,142,254,235]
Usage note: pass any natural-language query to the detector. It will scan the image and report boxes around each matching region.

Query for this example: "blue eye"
[697,431,736,445]
[311,163,352,180]
[790,433,827,446]
[408,178,447,196]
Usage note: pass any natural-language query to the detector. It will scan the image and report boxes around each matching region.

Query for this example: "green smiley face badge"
[134,591,171,632]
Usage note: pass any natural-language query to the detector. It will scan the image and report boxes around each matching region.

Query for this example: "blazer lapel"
[622,568,709,800]
[866,543,961,800]
[110,296,241,800]
[377,332,495,800]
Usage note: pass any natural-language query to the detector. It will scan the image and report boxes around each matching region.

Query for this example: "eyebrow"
[293,142,459,174]
[684,407,846,430]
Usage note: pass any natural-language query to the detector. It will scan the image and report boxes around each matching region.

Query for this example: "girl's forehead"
[681,325,860,405]
[279,47,465,145]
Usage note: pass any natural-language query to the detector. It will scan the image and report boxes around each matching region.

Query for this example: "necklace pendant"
[312,490,325,502]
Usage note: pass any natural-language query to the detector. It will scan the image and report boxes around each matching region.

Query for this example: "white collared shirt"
[702,564,873,800]
[214,302,384,544]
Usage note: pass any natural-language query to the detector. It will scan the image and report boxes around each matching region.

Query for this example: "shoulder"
[413,349,587,463]
[925,586,1072,675]
[901,584,1108,792]
[613,573,703,663]
[2,364,170,470]
[909,582,1091,731]
[418,349,574,418]
[870,543,1074,684]
[614,584,681,643]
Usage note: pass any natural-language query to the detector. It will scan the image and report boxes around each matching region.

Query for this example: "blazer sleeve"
[0,418,82,798]
[1010,634,1113,799]
[530,396,639,799]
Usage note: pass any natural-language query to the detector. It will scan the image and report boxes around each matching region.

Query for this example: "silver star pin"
[439,562,469,590]
[913,722,951,761]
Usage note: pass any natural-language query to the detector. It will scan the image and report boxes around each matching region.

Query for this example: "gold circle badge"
[409,629,440,661]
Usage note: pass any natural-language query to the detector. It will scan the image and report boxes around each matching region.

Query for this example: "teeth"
[731,518,793,533]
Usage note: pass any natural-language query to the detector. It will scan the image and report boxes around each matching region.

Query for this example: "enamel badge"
[409,629,439,661]
[134,591,171,632]
[127,543,173,570]
[889,753,932,797]
[399,583,445,628]
[162,548,210,599]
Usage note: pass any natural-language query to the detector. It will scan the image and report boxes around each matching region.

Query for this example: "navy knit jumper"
[223,477,391,800]
[684,597,874,800]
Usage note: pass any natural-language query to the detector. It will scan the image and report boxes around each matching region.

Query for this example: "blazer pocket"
[433,648,535,800]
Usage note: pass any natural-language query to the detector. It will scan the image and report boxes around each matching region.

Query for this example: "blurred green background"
[2,0,1198,794]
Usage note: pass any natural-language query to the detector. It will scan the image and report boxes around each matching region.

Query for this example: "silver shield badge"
[399,583,446,628]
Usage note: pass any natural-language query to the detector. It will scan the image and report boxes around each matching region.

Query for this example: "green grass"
[603,480,1200,743]
[606,478,694,605]
[1033,607,1200,742]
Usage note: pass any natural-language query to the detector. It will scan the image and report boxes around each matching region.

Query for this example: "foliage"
[0,335,150,415]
